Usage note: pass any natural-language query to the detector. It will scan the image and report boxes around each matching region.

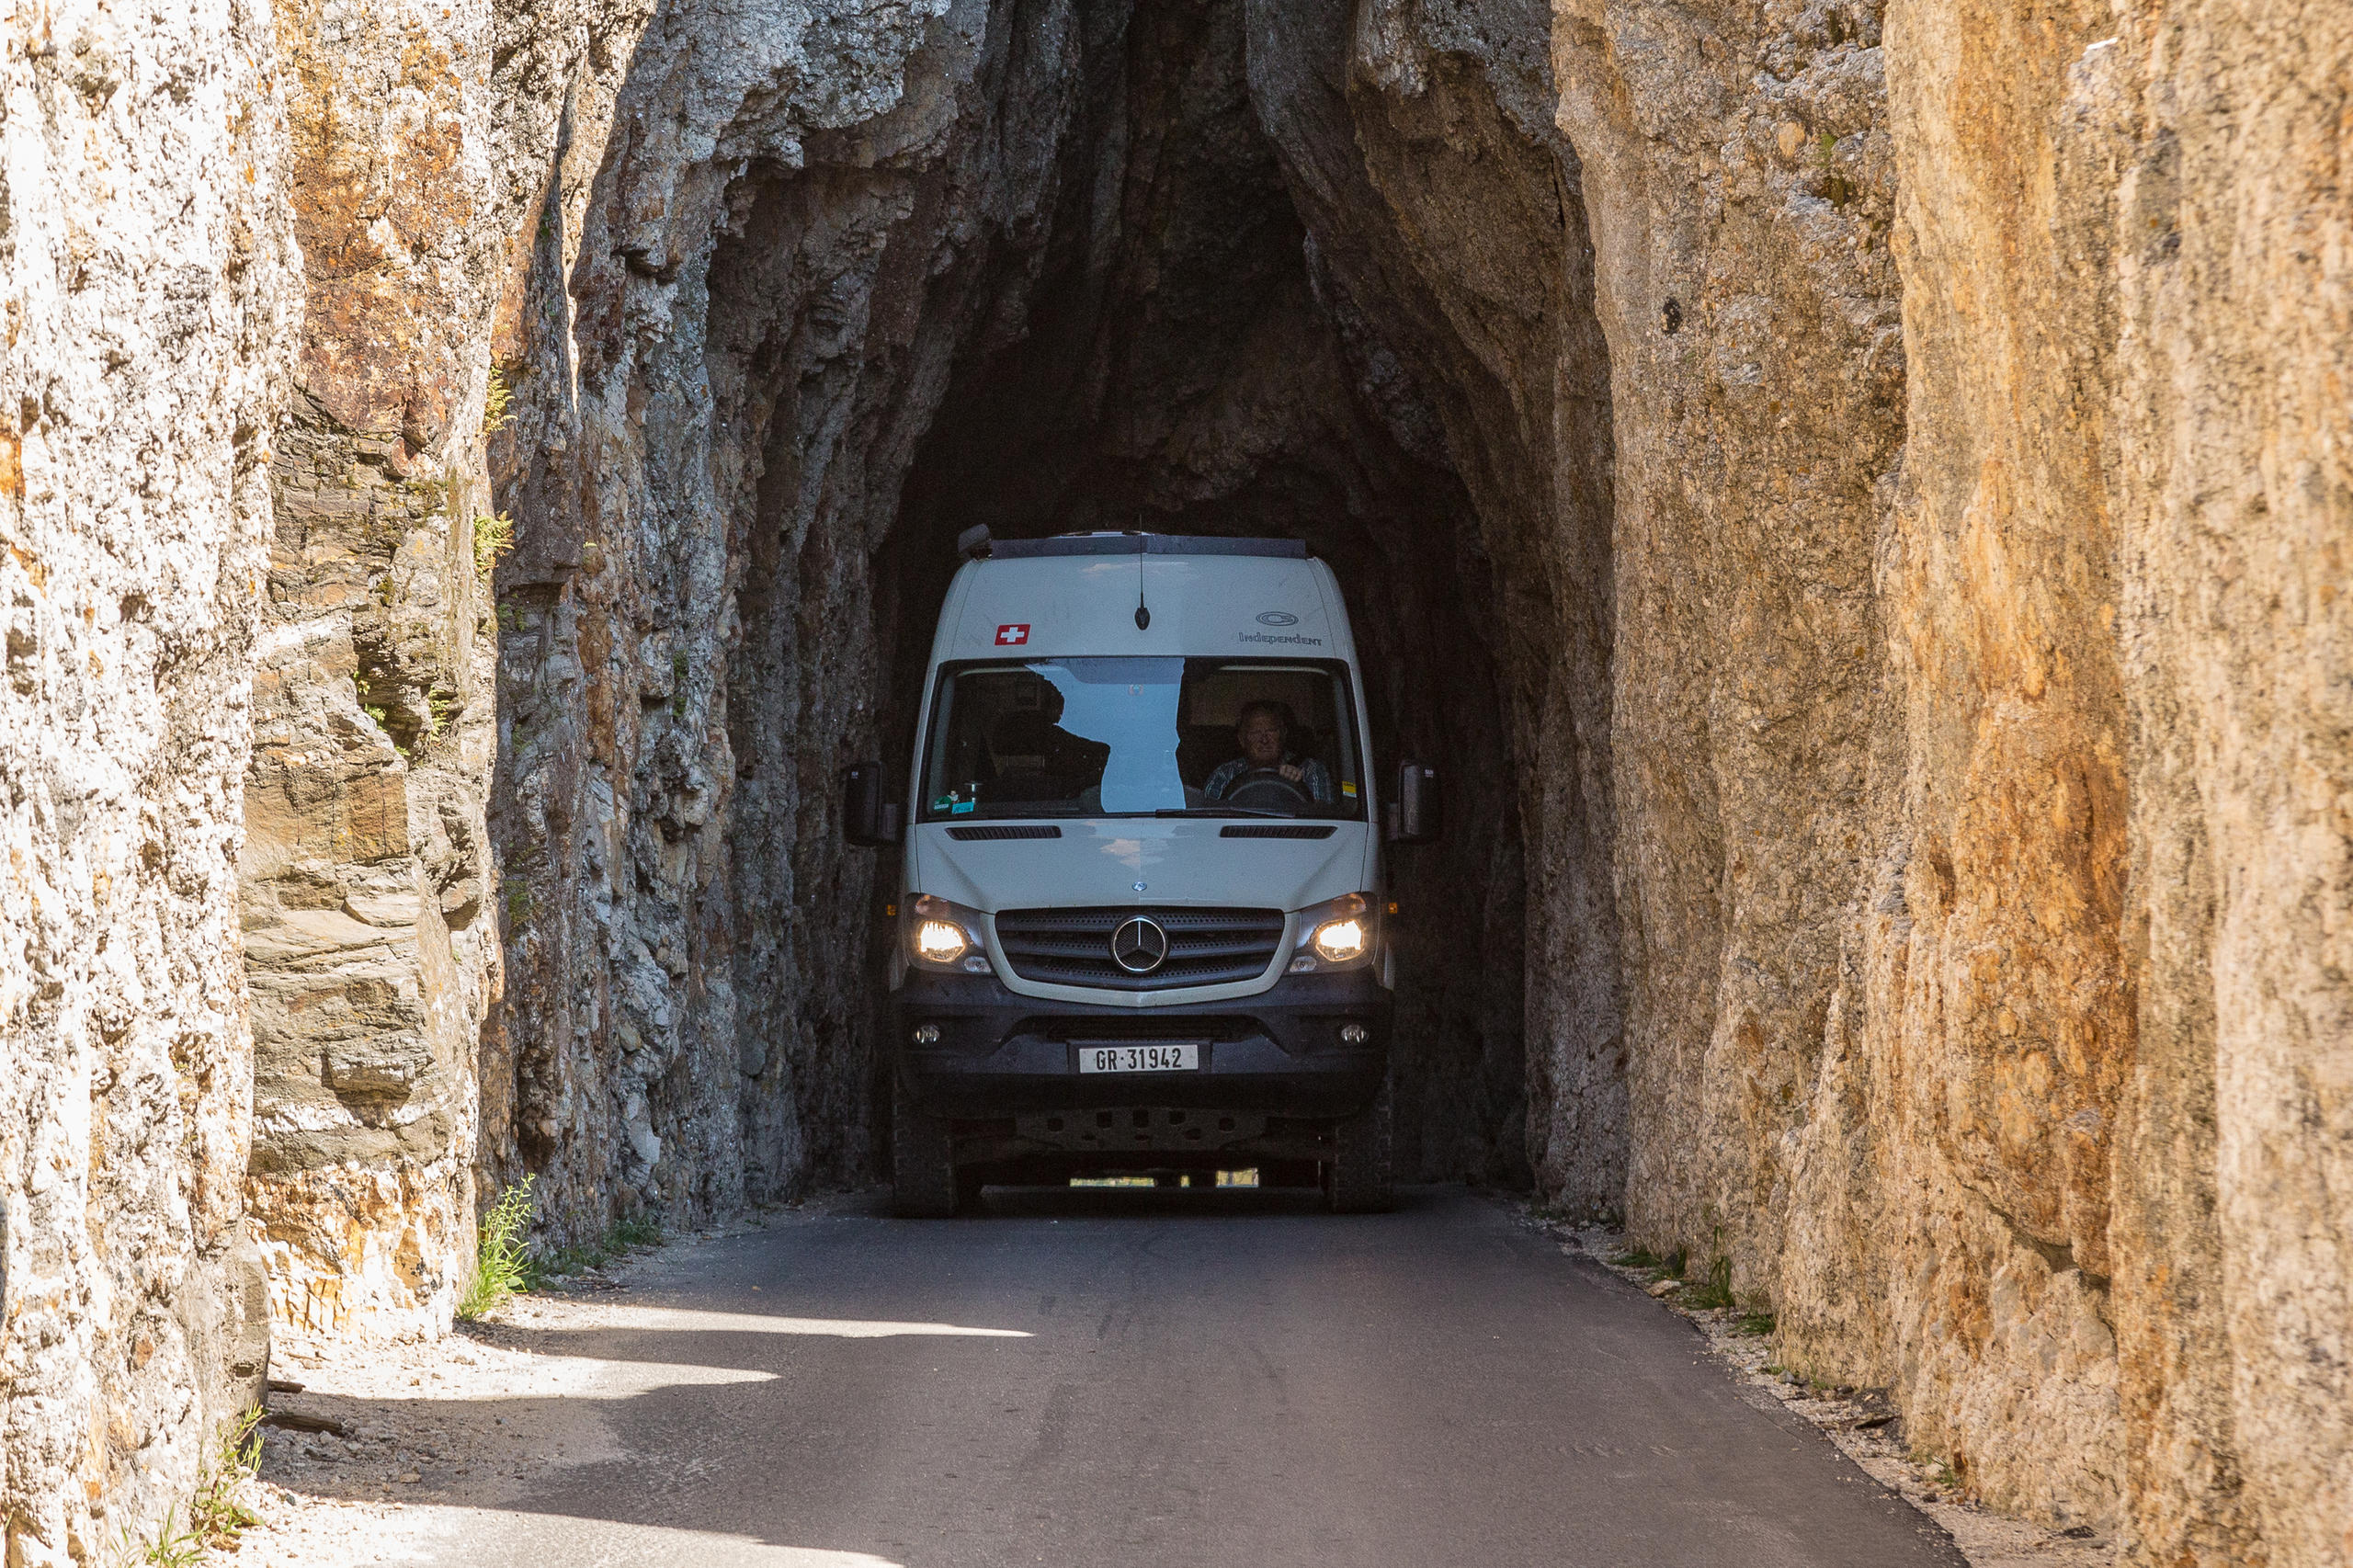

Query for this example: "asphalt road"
[382,1186,1965,1568]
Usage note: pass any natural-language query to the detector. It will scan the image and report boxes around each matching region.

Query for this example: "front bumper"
[891,966,1390,1122]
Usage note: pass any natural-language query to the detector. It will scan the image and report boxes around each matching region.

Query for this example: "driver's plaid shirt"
[1203,754,1335,804]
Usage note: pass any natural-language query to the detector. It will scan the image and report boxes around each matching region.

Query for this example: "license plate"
[1074,1041,1201,1074]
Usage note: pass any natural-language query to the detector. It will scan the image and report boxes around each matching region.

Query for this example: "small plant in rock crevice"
[1684,1255,1736,1311]
[482,364,517,439]
[1608,1245,1671,1272]
[529,1211,666,1285]
[473,512,515,581]
[188,1408,264,1546]
[459,1173,538,1321]
[129,1505,203,1567]
[125,1406,265,1563]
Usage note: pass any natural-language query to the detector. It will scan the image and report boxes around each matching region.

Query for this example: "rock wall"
[241,0,506,1347]
[481,0,965,1236]
[1523,0,2351,1560]
[1245,0,1624,1205]
[0,0,292,1556]
[2094,5,2349,1561]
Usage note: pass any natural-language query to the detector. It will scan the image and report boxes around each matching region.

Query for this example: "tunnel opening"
[867,0,1535,1184]
[491,0,1621,1233]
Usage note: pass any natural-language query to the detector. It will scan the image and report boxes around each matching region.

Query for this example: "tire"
[892,1080,961,1218]
[1324,1079,1394,1214]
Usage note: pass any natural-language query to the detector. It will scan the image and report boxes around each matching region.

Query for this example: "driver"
[1204,699,1333,805]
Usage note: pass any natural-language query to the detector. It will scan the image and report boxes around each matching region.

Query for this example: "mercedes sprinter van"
[842,531,1438,1215]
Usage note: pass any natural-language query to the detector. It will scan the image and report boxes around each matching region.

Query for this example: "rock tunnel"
[479,0,1621,1230]
[10,0,2347,1558]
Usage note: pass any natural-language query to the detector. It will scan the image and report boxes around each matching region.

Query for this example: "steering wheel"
[1224,767,1312,811]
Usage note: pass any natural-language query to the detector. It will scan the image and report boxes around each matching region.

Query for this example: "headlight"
[906,895,993,973]
[914,919,969,962]
[1290,893,1377,972]
[1313,916,1368,963]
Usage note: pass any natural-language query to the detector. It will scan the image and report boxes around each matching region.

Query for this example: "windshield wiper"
[1153,806,1291,819]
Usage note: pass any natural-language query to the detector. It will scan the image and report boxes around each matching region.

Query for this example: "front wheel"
[1324,1079,1394,1213]
[892,1081,961,1218]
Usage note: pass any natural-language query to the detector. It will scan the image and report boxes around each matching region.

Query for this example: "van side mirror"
[1388,760,1440,845]
[841,762,903,846]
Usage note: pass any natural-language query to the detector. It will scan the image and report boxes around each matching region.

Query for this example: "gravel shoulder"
[227,1206,792,1565]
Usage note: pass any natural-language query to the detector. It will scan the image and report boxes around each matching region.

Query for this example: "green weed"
[1608,1245,1670,1271]
[482,365,517,439]
[473,513,515,581]
[528,1212,665,1284]
[1733,1310,1778,1336]
[126,1406,264,1563]
[188,1408,263,1546]
[502,879,532,927]
[612,1212,664,1248]
[458,1174,538,1321]
[131,1506,203,1567]
[1685,1255,1736,1311]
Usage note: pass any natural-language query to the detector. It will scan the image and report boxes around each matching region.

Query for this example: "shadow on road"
[252,1187,1966,1568]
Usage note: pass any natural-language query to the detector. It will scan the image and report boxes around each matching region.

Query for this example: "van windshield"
[919,658,1366,821]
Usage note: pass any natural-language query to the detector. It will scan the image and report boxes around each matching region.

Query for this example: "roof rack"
[956,527,1307,562]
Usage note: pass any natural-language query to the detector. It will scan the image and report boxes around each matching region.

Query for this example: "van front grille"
[993,906,1286,991]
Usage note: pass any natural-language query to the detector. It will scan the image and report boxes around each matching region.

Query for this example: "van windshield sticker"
[995,623,1029,645]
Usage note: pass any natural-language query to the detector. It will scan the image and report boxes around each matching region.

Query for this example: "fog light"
[961,954,992,974]
[1339,1023,1369,1045]
[912,1023,940,1044]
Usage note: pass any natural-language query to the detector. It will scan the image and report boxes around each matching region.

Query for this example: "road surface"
[333,1186,1965,1567]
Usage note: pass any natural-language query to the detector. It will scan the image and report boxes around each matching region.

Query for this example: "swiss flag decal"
[995,623,1030,645]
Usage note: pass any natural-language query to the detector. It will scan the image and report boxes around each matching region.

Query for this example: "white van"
[842,531,1438,1215]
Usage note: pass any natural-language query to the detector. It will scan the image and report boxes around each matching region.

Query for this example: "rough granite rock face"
[241,0,506,1346]
[0,0,293,1556]
[2090,6,2350,1562]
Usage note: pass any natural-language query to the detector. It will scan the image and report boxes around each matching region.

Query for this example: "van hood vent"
[1218,824,1336,839]
[946,824,1063,840]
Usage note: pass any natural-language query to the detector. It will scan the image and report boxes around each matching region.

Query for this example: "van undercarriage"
[890,967,1393,1213]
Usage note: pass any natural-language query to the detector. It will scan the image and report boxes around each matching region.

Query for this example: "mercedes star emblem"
[1110,915,1170,975]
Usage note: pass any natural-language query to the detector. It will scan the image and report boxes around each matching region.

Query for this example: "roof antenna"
[1133,514,1151,630]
